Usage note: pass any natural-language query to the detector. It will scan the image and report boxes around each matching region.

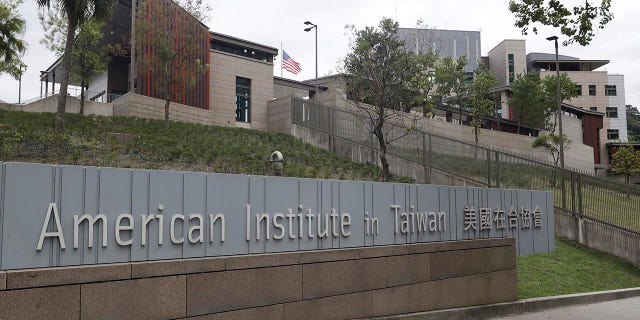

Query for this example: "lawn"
[518,237,640,299]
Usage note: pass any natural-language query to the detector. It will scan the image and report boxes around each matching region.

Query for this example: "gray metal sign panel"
[0,162,555,270]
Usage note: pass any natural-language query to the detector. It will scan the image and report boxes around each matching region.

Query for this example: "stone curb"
[363,287,640,320]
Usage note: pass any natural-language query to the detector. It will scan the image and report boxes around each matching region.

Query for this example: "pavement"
[492,296,640,320]
[367,287,640,320]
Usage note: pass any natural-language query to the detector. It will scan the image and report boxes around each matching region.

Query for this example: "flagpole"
[280,42,283,77]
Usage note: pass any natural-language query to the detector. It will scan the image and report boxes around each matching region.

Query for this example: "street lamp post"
[18,64,27,104]
[546,35,564,170]
[304,21,318,99]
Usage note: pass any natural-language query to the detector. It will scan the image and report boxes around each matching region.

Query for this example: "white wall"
[87,72,108,102]
[608,74,627,142]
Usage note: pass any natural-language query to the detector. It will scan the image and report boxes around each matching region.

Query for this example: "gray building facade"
[398,28,482,73]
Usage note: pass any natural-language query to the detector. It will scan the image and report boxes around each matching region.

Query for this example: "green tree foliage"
[509,0,614,46]
[0,0,26,79]
[40,5,110,115]
[36,0,116,132]
[509,72,545,133]
[344,18,421,181]
[70,20,109,115]
[541,72,579,132]
[37,1,67,56]
[408,50,439,116]
[434,55,468,125]
[135,0,210,129]
[467,65,498,145]
[533,133,570,167]
[626,105,640,142]
[509,72,578,133]
[610,145,640,184]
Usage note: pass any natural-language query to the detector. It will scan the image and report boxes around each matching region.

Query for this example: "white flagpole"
[280,42,283,77]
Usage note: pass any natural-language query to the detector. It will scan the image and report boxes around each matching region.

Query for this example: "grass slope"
[518,237,640,299]
[0,109,411,182]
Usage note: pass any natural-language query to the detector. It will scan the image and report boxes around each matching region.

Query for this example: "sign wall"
[0,162,554,270]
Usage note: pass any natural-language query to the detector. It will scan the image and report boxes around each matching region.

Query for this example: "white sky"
[3,0,639,108]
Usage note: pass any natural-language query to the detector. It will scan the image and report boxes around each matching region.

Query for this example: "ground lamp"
[270,150,284,176]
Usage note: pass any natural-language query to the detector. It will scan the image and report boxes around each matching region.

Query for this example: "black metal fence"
[292,98,640,236]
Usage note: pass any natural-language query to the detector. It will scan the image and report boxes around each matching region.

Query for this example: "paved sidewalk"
[492,296,640,320]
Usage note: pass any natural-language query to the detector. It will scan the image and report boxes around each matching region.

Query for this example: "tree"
[626,105,640,142]
[509,72,545,133]
[541,72,579,132]
[509,72,577,134]
[36,0,116,132]
[610,145,640,184]
[533,133,571,167]
[135,0,210,129]
[344,18,421,182]
[434,55,468,125]
[509,0,614,46]
[409,50,439,117]
[467,65,498,145]
[70,20,109,115]
[0,0,26,79]
[39,4,111,115]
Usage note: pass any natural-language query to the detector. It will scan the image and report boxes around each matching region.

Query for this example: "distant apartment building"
[486,39,628,169]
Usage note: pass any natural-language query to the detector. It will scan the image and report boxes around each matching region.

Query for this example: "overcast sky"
[2,0,639,108]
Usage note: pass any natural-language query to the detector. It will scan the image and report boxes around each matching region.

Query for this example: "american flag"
[282,50,301,75]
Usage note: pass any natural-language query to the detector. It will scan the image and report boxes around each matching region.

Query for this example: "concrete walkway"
[368,287,640,320]
[492,296,640,320]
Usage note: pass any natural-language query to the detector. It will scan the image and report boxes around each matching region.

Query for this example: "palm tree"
[0,0,26,79]
[36,0,115,132]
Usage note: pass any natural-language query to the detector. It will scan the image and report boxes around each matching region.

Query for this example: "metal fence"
[292,98,640,236]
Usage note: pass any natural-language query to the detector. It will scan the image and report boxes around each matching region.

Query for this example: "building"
[397,28,482,73]
[37,0,324,131]
[486,39,628,170]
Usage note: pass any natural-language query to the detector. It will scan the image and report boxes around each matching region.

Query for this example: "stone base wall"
[0,238,516,320]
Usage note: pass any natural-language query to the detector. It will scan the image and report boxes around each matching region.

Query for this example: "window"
[212,40,273,63]
[575,84,582,96]
[605,85,617,96]
[507,54,515,84]
[588,85,596,96]
[463,72,474,85]
[236,77,251,122]
[589,107,598,112]
[606,107,618,118]
[607,129,619,140]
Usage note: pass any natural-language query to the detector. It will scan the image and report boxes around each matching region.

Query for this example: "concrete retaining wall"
[113,92,214,126]
[292,124,482,186]
[0,238,516,320]
[0,95,113,116]
[556,213,640,267]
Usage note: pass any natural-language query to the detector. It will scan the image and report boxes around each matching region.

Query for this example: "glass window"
[464,72,474,85]
[575,84,582,96]
[607,129,619,140]
[212,40,273,63]
[605,85,617,96]
[606,107,618,118]
[236,77,251,122]
[588,85,596,96]
[589,107,598,112]
[507,54,515,84]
